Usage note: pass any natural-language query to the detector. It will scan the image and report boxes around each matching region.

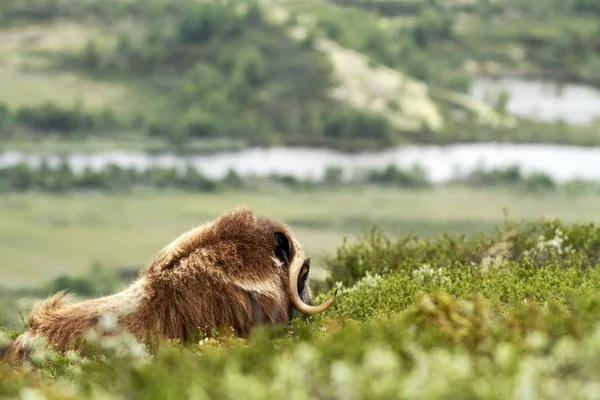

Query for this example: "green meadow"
[1,187,599,288]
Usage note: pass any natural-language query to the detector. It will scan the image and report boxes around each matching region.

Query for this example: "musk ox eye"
[300,263,309,282]
[297,258,310,293]
[274,232,293,266]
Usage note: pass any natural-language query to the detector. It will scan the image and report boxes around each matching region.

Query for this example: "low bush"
[1,101,123,138]
[452,165,557,192]
[4,219,600,398]
[366,164,431,188]
[323,218,600,287]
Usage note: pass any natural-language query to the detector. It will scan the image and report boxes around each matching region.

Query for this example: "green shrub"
[323,218,600,288]
[523,172,557,192]
[5,218,600,398]
[46,263,125,297]
[458,165,523,187]
[323,108,396,145]
[453,166,557,193]
[9,101,122,136]
[366,164,431,188]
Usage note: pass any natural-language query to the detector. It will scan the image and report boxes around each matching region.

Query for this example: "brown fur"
[3,207,313,363]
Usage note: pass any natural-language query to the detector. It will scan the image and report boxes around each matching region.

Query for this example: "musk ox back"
[2,207,336,363]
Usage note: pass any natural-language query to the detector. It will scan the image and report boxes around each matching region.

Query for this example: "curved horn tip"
[288,256,338,315]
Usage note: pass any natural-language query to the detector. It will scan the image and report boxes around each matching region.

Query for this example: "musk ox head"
[275,232,337,316]
[143,206,337,334]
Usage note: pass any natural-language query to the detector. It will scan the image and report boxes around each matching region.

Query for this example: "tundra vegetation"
[2,0,600,397]
[1,0,600,152]
[4,218,600,398]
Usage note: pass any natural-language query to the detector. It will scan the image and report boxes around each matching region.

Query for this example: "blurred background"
[1,0,600,328]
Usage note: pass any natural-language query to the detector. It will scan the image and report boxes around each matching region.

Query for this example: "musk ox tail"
[28,291,73,328]
[1,292,72,364]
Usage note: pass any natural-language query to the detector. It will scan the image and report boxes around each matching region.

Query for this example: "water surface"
[469,76,600,126]
[1,143,599,183]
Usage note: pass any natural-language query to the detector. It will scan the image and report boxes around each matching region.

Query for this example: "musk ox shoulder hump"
[146,207,290,273]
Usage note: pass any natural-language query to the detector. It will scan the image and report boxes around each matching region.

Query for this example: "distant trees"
[0,162,220,193]
[324,109,396,146]
[0,161,568,195]
[0,101,121,138]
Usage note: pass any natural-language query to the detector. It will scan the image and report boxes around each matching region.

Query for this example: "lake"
[469,76,600,126]
[1,143,599,183]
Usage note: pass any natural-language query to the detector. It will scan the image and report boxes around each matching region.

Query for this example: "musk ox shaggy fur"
[2,207,336,363]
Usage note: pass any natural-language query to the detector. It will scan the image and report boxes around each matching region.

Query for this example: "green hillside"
[1,0,599,152]
[319,0,600,85]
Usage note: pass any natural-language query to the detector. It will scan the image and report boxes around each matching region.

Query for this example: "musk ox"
[2,207,336,363]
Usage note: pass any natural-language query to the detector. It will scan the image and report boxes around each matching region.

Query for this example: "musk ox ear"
[274,232,294,266]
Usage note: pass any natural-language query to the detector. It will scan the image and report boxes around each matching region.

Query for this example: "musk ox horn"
[288,257,337,315]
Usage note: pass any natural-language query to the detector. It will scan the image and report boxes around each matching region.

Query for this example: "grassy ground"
[0,68,127,110]
[1,187,600,288]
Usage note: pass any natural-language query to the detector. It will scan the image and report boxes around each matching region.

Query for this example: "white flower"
[65,350,81,363]
[412,264,451,285]
[513,358,543,400]
[531,228,567,255]
[129,342,148,359]
[19,388,47,400]
[494,342,515,368]
[363,346,399,373]
[525,331,548,351]
[330,361,356,400]
[98,312,118,331]
[339,271,383,295]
